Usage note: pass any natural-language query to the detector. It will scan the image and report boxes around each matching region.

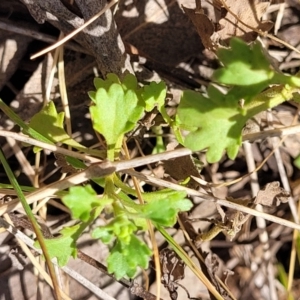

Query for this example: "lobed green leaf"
[178,87,247,162]
[28,101,88,151]
[89,79,144,155]
[141,190,192,226]
[107,235,152,279]
[213,38,273,86]
[34,224,82,266]
[92,215,137,244]
[141,81,166,112]
[178,38,300,163]
[62,185,112,222]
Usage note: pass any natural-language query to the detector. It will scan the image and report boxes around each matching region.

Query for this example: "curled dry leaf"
[204,253,232,299]
[196,209,251,242]
[204,252,220,285]
[183,0,274,49]
[198,181,289,242]
[160,248,185,300]
[182,6,216,50]
[255,181,290,206]
[198,180,288,242]
[8,248,27,271]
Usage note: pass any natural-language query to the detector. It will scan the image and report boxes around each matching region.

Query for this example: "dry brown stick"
[74,0,132,76]
[21,0,132,76]
[0,148,192,216]
[124,169,300,232]
[0,19,90,54]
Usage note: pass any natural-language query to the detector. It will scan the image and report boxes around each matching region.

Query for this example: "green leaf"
[117,189,192,226]
[92,73,139,93]
[93,73,120,91]
[107,235,152,279]
[65,156,86,169]
[141,190,192,226]
[28,101,88,151]
[62,185,112,222]
[92,226,115,244]
[213,38,274,86]
[131,216,148,231]
[178,86,248,163]
[141,81,172,124]
[34,224,83,266]
[120,73,139,91]
[177,39,300,163]
[141,81,166,112]
[92,215,137,244]
[277,263,289,289]
[89,75,144,157]
[0,99,54,145]
[294,154,300,170]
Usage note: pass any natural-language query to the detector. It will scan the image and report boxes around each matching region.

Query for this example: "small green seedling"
[4,37,300,282]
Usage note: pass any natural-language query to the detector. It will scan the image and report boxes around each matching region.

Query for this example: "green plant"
[177,38,300,162]
[1,37,300,287]
[28,73,193,280]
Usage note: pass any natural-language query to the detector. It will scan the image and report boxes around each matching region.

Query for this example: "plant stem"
[245,84,299,117]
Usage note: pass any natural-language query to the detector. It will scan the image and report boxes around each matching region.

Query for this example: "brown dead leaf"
[197,207,251,242]
[255,181,290,206]
[183,0,273,50]
[160,248,185,300]
[204,253,232,299]
[204,253,221,291]
[182,6,216,50]
[218,0,273,43]
[163,154,201,190]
